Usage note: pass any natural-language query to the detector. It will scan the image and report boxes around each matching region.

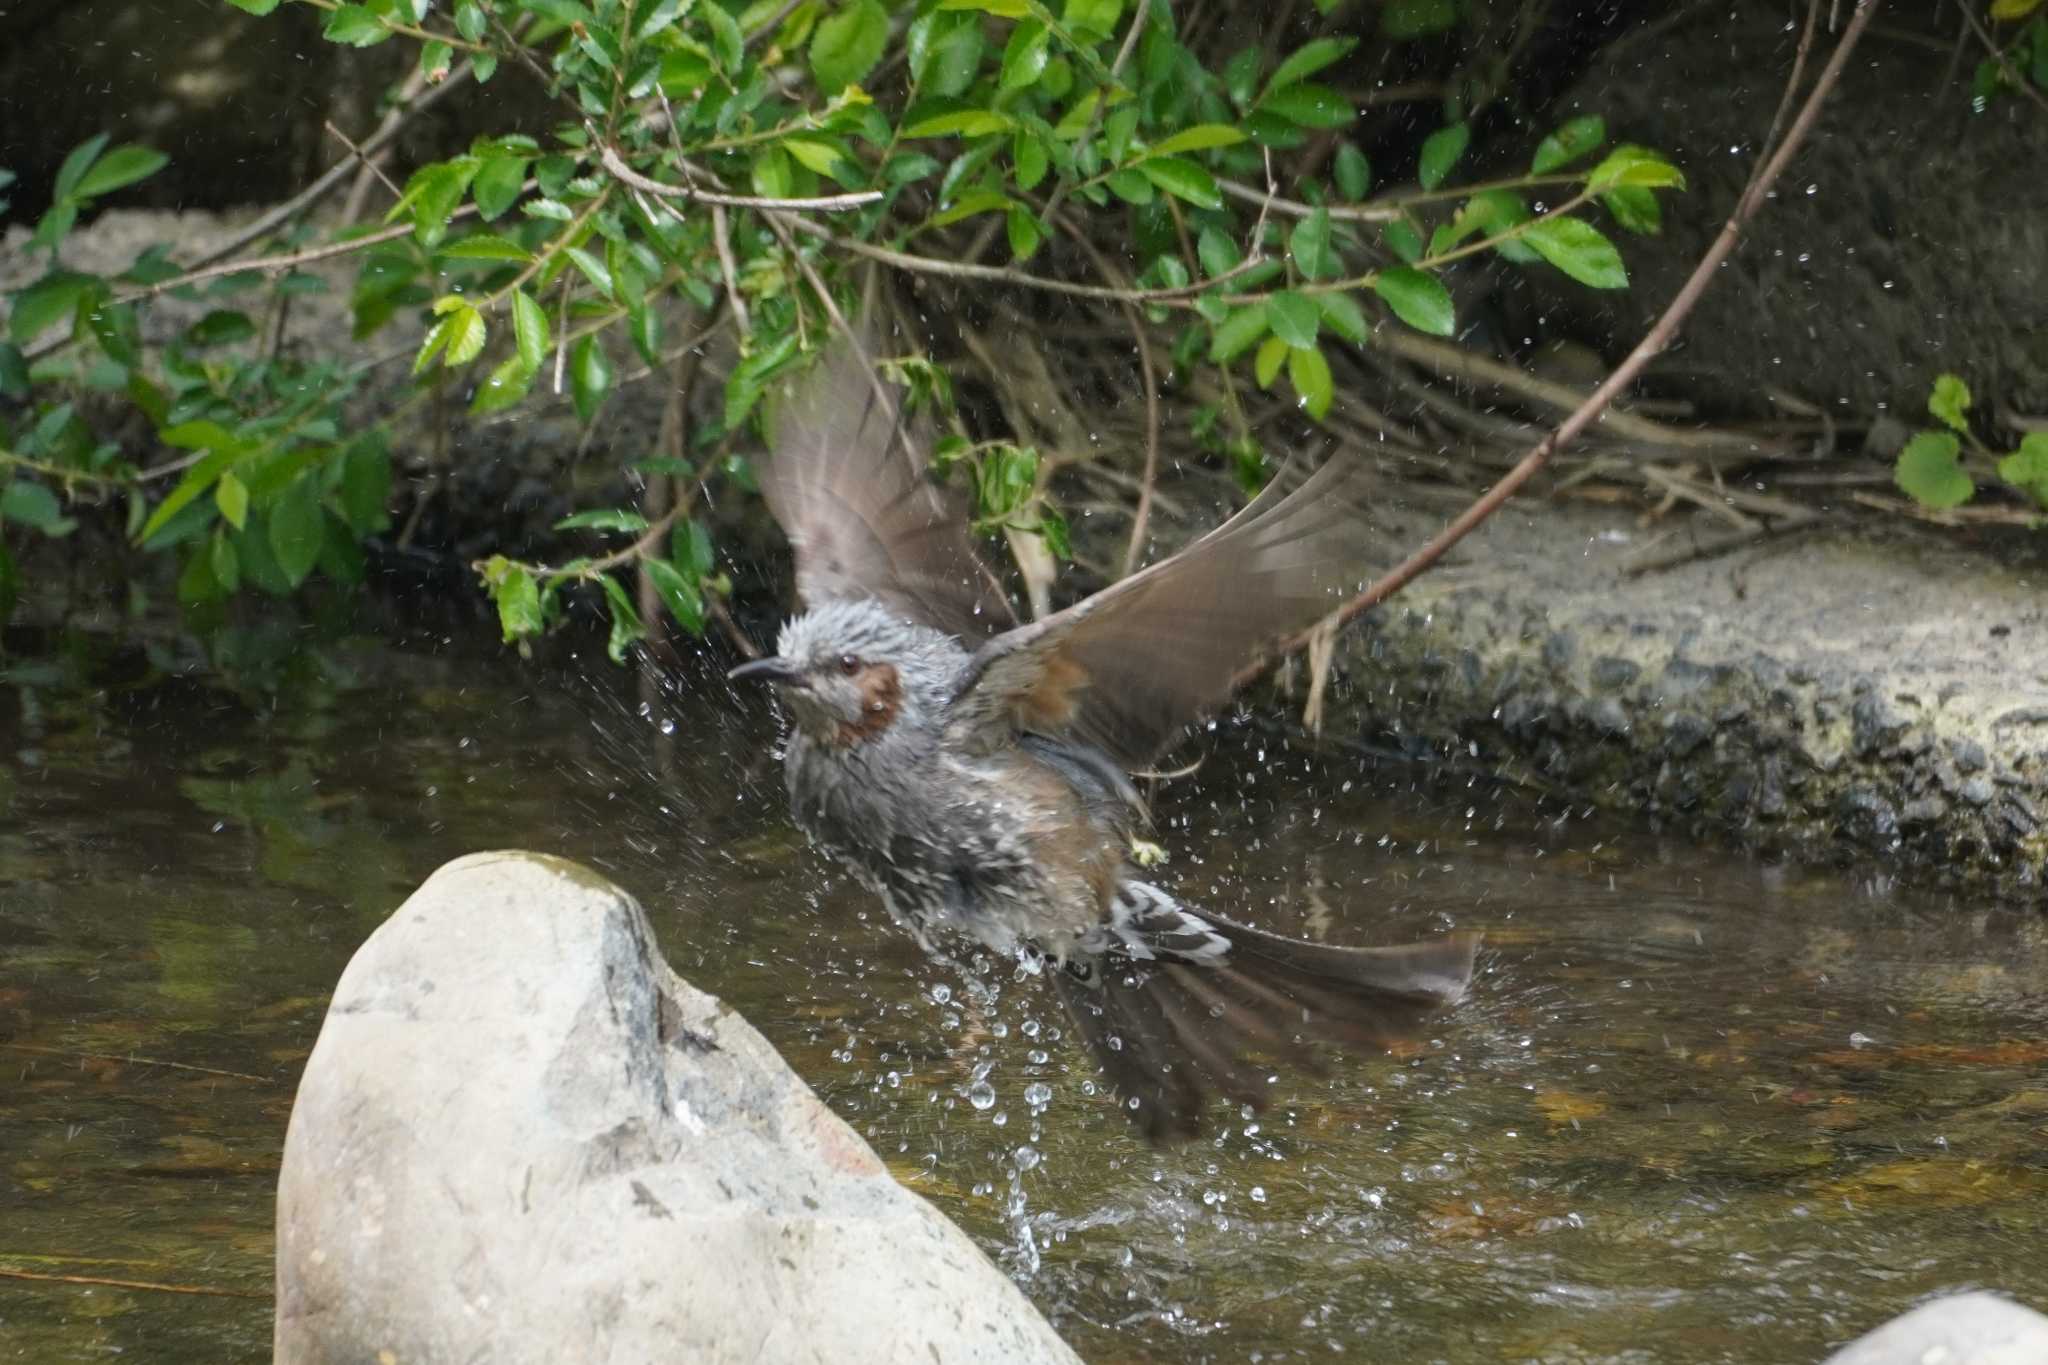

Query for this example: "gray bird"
[730,338,1478,1142]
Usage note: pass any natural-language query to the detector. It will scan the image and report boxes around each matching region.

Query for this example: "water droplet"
[1013,1144,1040,1171]
[1250,1186,1267,1203]
[968,1080,997,1110]
[930,983,952,1006]
[1023,1081,1052,1110]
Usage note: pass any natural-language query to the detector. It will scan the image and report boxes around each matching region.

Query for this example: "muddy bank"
[1322,499,2048,900]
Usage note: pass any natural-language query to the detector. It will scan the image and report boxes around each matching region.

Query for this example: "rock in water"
[275,850,1081,1365]
[1822,1291,2048,1365]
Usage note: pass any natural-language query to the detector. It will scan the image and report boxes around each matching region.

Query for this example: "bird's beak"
[727,656,805,687]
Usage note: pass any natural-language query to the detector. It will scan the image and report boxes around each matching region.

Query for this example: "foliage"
[1893,372,2048,516]
[2,0,1689,652]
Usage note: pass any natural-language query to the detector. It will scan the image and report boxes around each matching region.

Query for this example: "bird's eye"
[838,654,861,676]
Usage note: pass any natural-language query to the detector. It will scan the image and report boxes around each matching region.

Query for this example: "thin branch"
[1232,0,1884,690]
[0,1267,267,1299]
[1217,176,1402,223]
[1956,0,2048,114]
[109,219,433,306]
[323,119,403,204]
[711,203,751,334]
[0,1042,270,1083]
[598,143,882,211]
[1038,0,1150,227]
[1060,227,1163,578]
[780,215,1270,303]
[1373,330,1771,452]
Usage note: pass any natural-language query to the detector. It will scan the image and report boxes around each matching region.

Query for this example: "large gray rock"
[275,850,1081,1365]
[1823,1291,2048,1365]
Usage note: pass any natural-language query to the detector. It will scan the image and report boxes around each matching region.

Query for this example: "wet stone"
[274,851,1081,1365]
[1542,631,1577,673]
[1587,697,1632,738]
[1960,776,1996,807]
[1661,712,1714,759]
[1951,737,1989,773]
[1590,656,1642,691]
[1822,1291,2048,1365]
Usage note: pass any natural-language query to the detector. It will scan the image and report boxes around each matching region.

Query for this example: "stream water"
[3,623,2044,1362]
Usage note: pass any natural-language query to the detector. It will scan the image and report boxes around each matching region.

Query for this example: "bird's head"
[728,598,963,748]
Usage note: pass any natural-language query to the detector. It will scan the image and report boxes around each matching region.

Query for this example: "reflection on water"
[3,629,2044,1362]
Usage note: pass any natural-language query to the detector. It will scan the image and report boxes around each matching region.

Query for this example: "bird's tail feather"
[1055,882,1478,1144]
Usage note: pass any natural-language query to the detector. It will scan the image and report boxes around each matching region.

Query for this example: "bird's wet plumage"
[735,334,1478,1143]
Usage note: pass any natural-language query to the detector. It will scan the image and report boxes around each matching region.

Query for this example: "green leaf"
[1,480,74,535]
[1137,156,1222,209]
[1997,432,2048,507]
[210,533,241,592]
[1006,205,1045,260]
[471,355,536,415]
[910,10,984,96]
[340,434,391,534]
[1265,290,1320,349]
[1197,226,1241,277]
[703,1,744,71]
[1001,18,1052,90]
[214,470,250,531]
[1587,145,1685,191]
[598,574,647,663]
[415,297,487,371]
[399,158,480,247]
[0,343,27,400]
[441,232,531,262]
[658,46,713,94]
[323,4,392,45]
[224,0,283,13]
[1263,37,1355,100]
[1317,290,1369,345]
[1287,344,1333,419]
[931,190,1014,226]
[556,508,650,532]
[1376,219,1425,263]
[185,309,257,347]
[1381,0,1457,38]
[53,135,110,202]
[1210,305,1269,362]
[510,289,550,374]
[811,0,890,93]
[269,475,325,587]
[939,0,1028,13]
[570,335,614,423]
[1601,186,1661,235]
[472,157,527,220]
[1371,266,1454,336]
[73,144,168,199]
[138,447,237,545]
[904,110,1014,139]
[1012,132,1050,191]
[1256,83,1355,129]
[675,518,716,577]
[1894,431,1973,510]
[1531,115,1605,175]
[483,558,544,641]
[645,557,706,634]
[1333,144,1371,200]
[1929,374,1972,433]
[1288,206,1337,281]
[1063,0,1121,40]
[1150,124,1249,156]
[1105,169,1155,204]
[9,271,99,344]
[1522,216,1628,289]
[1418,121,1469,190]
[1254,334,1288,388]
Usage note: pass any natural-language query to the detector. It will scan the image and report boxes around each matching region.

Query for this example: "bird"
[729,334,1478,1143]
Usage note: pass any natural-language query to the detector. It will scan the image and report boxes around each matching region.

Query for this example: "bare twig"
[108,219,435,306]
[711,204,752,334]
[1956,0,2048,115]
[1623,511,1822,576]
[0,1042,269,1083]
[1373,330,1771,452]
[1233,0,1884,689]
[323,119,403,204]
[0,1267,266,1299]
[599,144,882,211]
[1059,228,1163,578]
[781,216,1270,303]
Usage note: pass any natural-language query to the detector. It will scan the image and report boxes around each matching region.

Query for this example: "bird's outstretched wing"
[946,457,1376,769]
[756,338,1016,639]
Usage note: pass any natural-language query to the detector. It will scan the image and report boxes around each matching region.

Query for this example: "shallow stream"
[3,626,2044,1362]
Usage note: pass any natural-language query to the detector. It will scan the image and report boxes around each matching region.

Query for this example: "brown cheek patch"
[1013,652,1089,733]
[834,663,903,746]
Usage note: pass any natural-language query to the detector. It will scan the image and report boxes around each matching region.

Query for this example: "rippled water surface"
[3,627,2044,1362]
